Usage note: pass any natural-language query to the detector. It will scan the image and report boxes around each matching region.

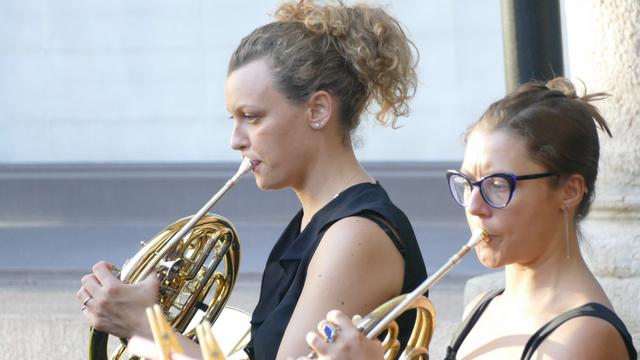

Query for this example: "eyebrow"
[458,168,512,179]
[459,167,474,175]
[229,103,260,113]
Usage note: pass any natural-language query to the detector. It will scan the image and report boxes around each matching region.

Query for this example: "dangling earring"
[562,206,570,260]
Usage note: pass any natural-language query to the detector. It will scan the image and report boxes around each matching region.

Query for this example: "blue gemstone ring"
[322,321,340,343]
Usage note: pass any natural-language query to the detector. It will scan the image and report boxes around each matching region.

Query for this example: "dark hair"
[466,77,612,221]
[227,0,418,140]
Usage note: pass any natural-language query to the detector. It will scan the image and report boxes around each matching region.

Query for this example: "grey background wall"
[0,161,490,276]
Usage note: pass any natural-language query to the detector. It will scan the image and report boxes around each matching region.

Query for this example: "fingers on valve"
[326,310,353,328]
[306,331,329,354]
[93,261,119,285]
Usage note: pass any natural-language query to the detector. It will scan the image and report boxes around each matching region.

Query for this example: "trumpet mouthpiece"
[467,229,489,248]
[236,158,254,176]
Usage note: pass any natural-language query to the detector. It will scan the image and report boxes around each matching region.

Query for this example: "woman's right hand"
[77,260,160,339]
[305,310,385,360]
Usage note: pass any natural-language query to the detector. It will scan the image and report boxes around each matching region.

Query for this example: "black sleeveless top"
[244,182,427,360]
[445,289,637,360]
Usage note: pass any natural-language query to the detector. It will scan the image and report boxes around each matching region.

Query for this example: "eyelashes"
[228,113,260,124]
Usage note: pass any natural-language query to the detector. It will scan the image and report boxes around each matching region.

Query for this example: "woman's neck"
[502,236,596,313]
[293,146,373,230]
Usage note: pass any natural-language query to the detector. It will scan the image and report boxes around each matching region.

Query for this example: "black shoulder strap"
[521,303,637,360]
[358,211,403,250]
[444,288,504,360]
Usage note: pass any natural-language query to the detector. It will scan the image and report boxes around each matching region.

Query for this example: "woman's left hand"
[77,260,160,339]
[304,310,385,360]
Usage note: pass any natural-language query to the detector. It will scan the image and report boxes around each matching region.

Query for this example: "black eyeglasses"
[446,170,556,208]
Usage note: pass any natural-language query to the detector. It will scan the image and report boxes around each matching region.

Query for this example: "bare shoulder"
[462,291,492,319]
[315,215,402,260]
[540,313,631,359]
[306,215,405,307]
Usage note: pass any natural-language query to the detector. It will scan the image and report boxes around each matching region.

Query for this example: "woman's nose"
[466,186,491,217]
[230,122,249,151]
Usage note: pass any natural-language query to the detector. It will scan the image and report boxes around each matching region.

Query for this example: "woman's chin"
[253,174,269,189]
[254,179,268,190]
[475,249,503,269]
[254,177,285,191]
[480,261,503,270]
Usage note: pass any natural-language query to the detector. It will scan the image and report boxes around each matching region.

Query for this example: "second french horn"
[351,229,488,360]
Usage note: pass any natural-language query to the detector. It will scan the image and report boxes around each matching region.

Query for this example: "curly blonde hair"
[228,0,418,137]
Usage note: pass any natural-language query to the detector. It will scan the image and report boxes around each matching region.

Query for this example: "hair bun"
[276,1,350,37]
[545,77,612,136]
[545,76,611,105]
[546,77,579,99]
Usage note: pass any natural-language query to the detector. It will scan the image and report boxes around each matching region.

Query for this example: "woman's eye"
[489,180,509,191]
[243,114,258,123]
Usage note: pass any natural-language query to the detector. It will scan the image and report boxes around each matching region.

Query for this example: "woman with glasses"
[304,77,637,359]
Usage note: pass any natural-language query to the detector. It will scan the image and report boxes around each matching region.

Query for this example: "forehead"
[224,58,278,106]
[462,129,539,175]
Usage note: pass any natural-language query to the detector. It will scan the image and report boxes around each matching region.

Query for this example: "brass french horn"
[89,158,253,360]
[305,229,488,360]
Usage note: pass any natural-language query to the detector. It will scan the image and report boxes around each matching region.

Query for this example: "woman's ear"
[307,90,333,130]
[560,174,586,211]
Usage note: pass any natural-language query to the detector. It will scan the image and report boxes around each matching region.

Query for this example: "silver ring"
[322,322,339,343]
[82,296,92,306]
[80,305,87,311]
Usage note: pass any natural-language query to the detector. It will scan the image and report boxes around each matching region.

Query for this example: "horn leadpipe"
[141,158,253,279]
[363,229,488,338]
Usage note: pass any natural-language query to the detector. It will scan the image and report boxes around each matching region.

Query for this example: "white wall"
[0,0,505,163]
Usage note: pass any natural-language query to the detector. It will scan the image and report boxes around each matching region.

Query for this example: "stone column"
[564,0,639,346]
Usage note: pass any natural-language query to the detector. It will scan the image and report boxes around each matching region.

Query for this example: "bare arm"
[538,316,630,359]
[276,216,405,359]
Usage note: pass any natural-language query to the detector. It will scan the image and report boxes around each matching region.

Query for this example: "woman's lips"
[476,232,497,244]
[484,235,499,244]
[473,229,496,244]
[250,160,262,172]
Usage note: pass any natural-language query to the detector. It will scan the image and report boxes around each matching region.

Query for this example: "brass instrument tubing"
[364,229,488,338]
[141,158,253,279]
[186,229,224,279]
[174,225,234,332]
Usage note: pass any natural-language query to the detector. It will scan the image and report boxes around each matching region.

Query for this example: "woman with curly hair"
[77,1,427,359]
